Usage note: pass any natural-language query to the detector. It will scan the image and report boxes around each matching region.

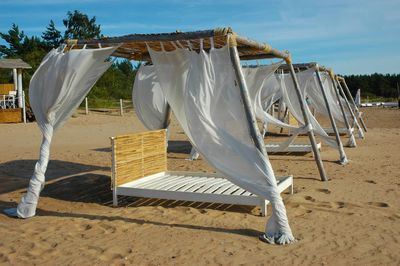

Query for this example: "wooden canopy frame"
[278,62,364,143]
[65,27,290,62]
[66,27,328,181]
[245,62,349,165]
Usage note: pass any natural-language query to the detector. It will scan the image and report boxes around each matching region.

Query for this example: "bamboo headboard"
[110,129,167,187]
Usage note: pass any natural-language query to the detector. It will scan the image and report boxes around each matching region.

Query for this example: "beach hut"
[5,27,333,244]
[0,59,31,123]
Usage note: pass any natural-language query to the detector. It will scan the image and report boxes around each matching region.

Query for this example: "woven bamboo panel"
[111,129,167,186]
[0,84,15,94]
[0,108,22,123]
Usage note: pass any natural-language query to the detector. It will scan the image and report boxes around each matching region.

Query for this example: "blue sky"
[1,0,399,74]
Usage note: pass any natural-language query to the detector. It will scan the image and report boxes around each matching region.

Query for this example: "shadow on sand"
[0,159,109,194]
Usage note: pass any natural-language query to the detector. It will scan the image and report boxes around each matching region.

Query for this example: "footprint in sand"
[304,196,316,202]
[316,188,331,194]
[367,202,389,208]
[365,180,377,184]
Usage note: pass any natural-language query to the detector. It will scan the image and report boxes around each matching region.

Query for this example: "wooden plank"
[0,84,14,94]
[0,108,22,123]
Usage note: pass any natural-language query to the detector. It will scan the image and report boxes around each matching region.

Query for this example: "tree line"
[0,10,136,107]
[1,10,399,105]
[342,73,399,100]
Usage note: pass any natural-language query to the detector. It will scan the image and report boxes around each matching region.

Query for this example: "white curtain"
[132,64,168,130]
[4,46,115,218]
[148,40,294,244]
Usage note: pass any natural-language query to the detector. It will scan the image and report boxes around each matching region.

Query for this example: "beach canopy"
[5,27,324,244]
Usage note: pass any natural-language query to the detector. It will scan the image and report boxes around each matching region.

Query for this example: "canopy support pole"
[336,79,364,139]
[340,79,367,132]
[330,75,356,147]
[163,103,171,129]
[315,70,347,164]
[229,45,267,156]
[288,63,328,181]
[17,69,23,108]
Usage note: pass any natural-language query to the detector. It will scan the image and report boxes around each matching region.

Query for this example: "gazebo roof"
[65,27,291,62]
[0,59,32,69]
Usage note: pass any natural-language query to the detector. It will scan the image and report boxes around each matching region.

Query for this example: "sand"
[0,108,399,265]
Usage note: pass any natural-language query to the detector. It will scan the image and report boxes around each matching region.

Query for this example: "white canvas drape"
[4,46,115,218]
[148,41,294,244]
[244,67,340,151]
[132,64,168,130]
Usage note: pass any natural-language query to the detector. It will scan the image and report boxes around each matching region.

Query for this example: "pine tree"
[42,20,62,49]
[63,10,102,40]
[0,24,25,57]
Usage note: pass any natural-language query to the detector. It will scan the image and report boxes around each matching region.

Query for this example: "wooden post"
[12,69,17,92]
[229,42,266,156]
[22,90,26,124]
[315,70,347,164]
[341,78,367,132]
[85,97,89,115]
[163,103,171,129]
[111,137,118,207]
[336,79,363,137]
[329,74,356,147]
[17,69,23,108]
[288,63,328,181]
[119,99,123,116]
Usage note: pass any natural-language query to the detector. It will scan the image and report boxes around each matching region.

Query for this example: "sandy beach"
[0,107,399,265]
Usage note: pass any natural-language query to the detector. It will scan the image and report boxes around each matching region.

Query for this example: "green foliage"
[0,10,136,107]
[342,73,400,99]
[63,10,102,39]
[87,59,137,106]
[42,20,62,49]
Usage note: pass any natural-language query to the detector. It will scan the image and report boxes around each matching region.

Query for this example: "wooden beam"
[288,63,328,181]
[315,70,347,164]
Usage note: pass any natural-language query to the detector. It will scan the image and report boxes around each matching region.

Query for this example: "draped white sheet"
[132,64,168,130]
[4,46,115,218]
[148,42,294,244]
[244,67,340,151]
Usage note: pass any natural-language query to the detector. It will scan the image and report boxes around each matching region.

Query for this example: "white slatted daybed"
[323,127,348,135]
[111,130,293,216]
[265,142,321,153]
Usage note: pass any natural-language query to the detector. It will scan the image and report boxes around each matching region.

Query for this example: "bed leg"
[113,188,118,207]
[260,199,267,217]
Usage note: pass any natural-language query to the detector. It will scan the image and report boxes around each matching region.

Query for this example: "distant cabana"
[0,58,31,123]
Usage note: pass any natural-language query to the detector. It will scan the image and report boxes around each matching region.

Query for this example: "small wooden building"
[0,58,31,123]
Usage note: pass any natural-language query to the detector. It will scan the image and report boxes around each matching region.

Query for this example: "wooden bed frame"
[110,130,293,216]
[265,142,321,153]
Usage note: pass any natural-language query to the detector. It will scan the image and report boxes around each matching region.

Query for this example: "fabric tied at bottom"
[148,41,294,244]
[4,46,116,218]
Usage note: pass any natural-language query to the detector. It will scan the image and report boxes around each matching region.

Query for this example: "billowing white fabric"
[132,64,168,130]
[279,70,340,149]
[306,74,344,124]
[245,66,339,150]
[4,46,115,218]
[355,89,361,107]
[242,64,299,131]
[310,72,351,124]
[148,42,294,244]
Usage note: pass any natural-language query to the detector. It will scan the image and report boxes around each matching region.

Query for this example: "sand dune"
[0,108,399,265]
